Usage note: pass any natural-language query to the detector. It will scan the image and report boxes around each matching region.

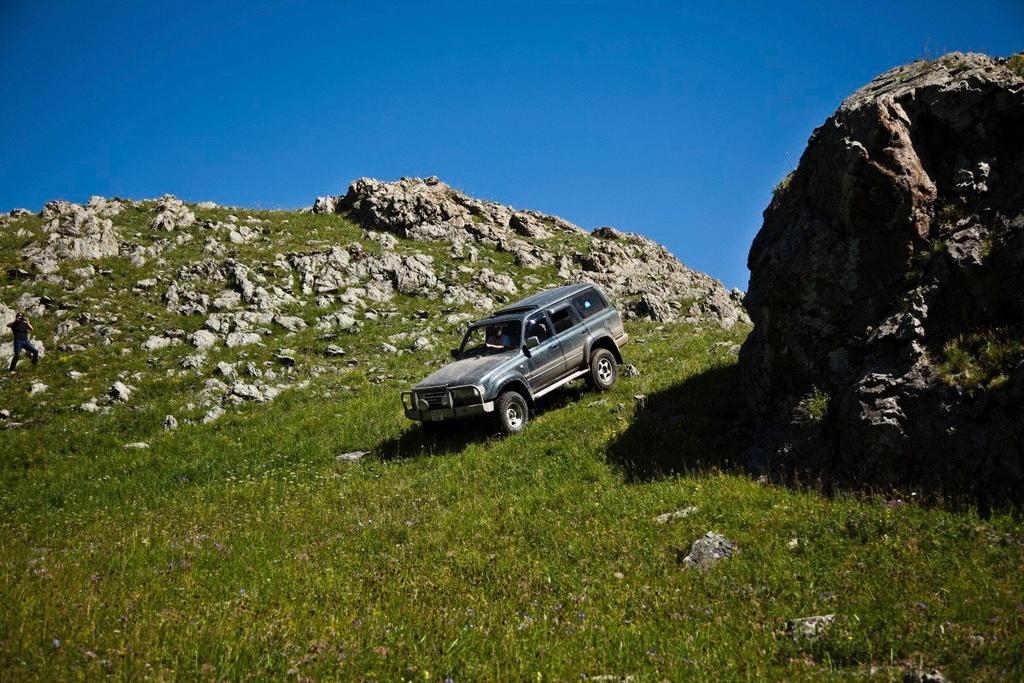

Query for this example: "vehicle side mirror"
[449,348,461,360]
[525,336,540,349]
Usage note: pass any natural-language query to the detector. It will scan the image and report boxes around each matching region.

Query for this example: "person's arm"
[26,320,34,332]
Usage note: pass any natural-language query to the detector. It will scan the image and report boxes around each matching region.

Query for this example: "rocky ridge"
[740,52,1024,503]
[2,177,745,428]
[315,176,748,327]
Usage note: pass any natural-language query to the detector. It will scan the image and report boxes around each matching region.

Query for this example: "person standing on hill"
[8,312,40,371]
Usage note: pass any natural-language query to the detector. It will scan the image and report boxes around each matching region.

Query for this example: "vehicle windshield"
[459,321,522,357]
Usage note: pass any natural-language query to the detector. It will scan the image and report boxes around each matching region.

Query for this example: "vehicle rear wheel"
[495,390,529,434]
[587,348,618,391]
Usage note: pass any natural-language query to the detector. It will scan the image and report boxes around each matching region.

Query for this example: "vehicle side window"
[525,313,552,342]
[572,290,607,319]
[548,304,579,335]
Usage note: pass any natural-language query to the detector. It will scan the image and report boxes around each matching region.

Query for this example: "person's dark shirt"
[9,320,30,341]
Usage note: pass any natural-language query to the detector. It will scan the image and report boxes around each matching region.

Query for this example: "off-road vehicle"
[402,284,629,434]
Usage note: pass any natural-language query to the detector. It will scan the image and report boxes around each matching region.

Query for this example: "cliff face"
[740,53,1024,502]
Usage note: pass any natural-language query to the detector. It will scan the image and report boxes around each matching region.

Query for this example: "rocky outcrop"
[576,226,748,326]
[316,176,748,327]
[740,53,1024,504]
[151,194,196,231]
[21,199,122,273]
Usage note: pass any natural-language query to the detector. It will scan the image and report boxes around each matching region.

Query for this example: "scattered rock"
[786,614,835,641]
[189,329,218,350]
[410,336,433,352]
[211,290,242,310]
[654,506,698,524]
[0,409,10,419]
[679,531,738,570]
[215,361,236,378]
[109,381,132,402]
[29,381,48,396]
[903,668,948,683]
[141,335,174,351]
[475,268,517,295]
[80,399,100,413]
[272,315,306,332]
[325,344,346,357]
[229,381,265,402]
[202,406,225,423]
[225,331,261,348]
[162,415,179,431]
[633,394,648,409]
[337,450,368,462]
[123,442,150,449]
[620,363,640,377]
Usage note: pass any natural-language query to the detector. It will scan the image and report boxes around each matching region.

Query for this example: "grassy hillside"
[1,203,1022,680]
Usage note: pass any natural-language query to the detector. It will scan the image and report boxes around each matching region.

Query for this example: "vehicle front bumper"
[402,388,495,422]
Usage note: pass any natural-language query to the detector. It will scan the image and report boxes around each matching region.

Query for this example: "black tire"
[587,348,618,391]
[495,390,529,434]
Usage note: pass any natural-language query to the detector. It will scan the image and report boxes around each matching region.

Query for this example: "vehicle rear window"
[572,290,607,319]
[549,305,578,334]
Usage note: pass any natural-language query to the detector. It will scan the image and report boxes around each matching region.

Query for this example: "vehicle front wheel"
[587,348,618,391]
[495,391,529,434]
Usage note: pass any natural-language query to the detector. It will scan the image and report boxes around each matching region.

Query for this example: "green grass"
[794,387,831,424]
[1,203,1022,680]
[936,327,1024,391]
[772,171,794,197]
[1007,52,1024,79]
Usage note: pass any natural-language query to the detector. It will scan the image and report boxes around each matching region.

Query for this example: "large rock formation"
[21,198,123,274]
[740,53,1024,504]
[316,176,748,327]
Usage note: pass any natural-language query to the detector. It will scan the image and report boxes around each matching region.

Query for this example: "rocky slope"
[740,53,1024,504]
[1,178,744,428]
[315,176,748,327]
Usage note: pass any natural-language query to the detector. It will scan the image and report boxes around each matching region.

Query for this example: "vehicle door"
[524,311,565,390]
[548,302,587,372]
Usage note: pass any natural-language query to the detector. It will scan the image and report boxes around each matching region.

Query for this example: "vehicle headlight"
[451,386,482,405]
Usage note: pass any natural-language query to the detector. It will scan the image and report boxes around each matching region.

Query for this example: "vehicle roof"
[493,283,594,315]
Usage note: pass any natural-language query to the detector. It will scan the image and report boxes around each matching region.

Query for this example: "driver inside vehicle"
[485,324,516,350]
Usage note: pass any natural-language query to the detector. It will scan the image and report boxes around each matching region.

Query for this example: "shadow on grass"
[376,383,592,462]
[607,364,1018,514]
[606,364,752,482]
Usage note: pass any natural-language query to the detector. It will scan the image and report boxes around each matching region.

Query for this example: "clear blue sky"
[1,1,1021,288]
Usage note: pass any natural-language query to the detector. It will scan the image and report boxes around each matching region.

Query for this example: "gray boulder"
[189,329,218,349]
[680,531,738,570]
[740,52,1024,503]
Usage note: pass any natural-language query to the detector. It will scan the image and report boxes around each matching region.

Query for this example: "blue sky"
[1,1,1021,288]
